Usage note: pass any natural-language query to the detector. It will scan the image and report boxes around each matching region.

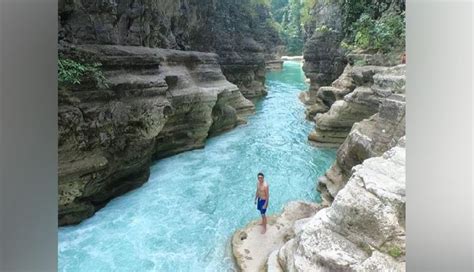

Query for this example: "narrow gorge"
[232,0,406,270]
[58,0,406,271]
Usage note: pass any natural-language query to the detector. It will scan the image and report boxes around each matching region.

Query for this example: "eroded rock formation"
[233,60,406,271]
[232,139,406,272]
[58,0,282,225]
[58,44,254,225]
[58,0,282,99]
[301,0,406,122]
[308,65,405,146]
[276,141,406,271]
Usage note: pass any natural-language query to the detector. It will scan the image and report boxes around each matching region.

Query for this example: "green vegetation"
[348,12,405,53]
[268,0,405,55]
[342,0,406,53]
[269,0,316,56]
[388,246,403,258]
[58,58,108,88]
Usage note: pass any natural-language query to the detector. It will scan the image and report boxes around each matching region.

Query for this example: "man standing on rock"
[254,172,269,234]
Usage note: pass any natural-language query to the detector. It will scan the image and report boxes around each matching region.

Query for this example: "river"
[58,61,336,271]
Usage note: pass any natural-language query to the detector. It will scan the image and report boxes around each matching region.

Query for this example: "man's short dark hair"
[257,172,264,177]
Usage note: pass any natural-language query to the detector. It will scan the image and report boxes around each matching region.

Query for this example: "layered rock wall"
[58,0,281,99]
[301,0,406,117]
[58,44,254,225]
[58,0,282,225]
[308,65,405,146]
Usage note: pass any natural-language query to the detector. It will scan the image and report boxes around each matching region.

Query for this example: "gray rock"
[58,45,254,225]
[318,95,406,201]
[278,144,406,272]
[331,64,356,94]
[231,201,325,272]
[302,0,346,90]
[59,0,283,100]
[308,65,405,147]
[347,53,402,67]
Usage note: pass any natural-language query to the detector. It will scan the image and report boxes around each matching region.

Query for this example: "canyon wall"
[277,140,406,271]
[58,44,254,225]
[58,0,281,98]
[233,62,406,271]
[58,0,281,225]
[307,64,406,202]
[301,0,405,119]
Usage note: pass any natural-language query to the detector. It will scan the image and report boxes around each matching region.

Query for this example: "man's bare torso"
[257,181,268,199]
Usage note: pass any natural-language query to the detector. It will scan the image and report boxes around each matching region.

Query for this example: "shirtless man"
[254,172,269,234]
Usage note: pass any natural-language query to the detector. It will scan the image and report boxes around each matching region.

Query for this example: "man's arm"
[254,183,258,204]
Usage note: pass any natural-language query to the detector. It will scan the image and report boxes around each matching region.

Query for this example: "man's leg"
[261,214,267,234]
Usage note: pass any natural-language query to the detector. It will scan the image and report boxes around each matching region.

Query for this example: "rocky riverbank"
[232,139,406,271]
[276,140,406,271]
[233,55,406,271]
[232,202,325,272]
[305,64,405,147]
[58,44,254,225]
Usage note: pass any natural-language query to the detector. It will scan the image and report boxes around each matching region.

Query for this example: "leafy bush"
[349,12,405,53]
[58,58,108,88]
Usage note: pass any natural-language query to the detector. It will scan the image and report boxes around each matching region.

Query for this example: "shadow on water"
[58,61,337,272]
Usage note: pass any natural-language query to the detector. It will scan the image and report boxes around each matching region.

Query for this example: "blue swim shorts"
[257,198,267,215]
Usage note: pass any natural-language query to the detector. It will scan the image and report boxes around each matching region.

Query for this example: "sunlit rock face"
[278,140,406,272]
[58,44,254,225]
[314,65,406,202]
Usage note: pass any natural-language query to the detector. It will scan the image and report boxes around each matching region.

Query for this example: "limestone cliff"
[308,64,405,147]
[58,0,281,225]
[277,141,406,271]
[302,0,346,93]
[58,0,281,98]
[58,44,254,225]
[301,0,405,106]
[232,202,325,272]
[233,63,406,272]
[232,140,406,272]
[312,64,406,202]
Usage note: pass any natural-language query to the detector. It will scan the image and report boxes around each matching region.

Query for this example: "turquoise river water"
[58,61,336,271]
